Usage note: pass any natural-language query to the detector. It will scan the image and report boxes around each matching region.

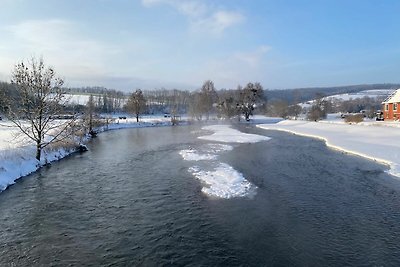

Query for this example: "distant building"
[382,89,400,121]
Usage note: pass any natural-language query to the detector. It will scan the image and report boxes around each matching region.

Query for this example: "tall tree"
[2,57,76,161]
[199,80,218,120]
[86,94,96,136]
[217,89,241,119]
[238,82,265,121]
[188,92,203,120]
[307,93,327,121]
[126,89,147,122]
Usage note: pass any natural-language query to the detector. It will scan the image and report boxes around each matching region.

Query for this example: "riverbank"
[0,116,179,191]
[257,120,400,178]
[2,114,400,192]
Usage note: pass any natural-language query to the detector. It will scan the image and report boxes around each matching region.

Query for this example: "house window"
[394,103,398,111]
[385,104,389,111]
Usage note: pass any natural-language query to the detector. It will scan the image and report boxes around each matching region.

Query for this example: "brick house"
[382,89,400,121]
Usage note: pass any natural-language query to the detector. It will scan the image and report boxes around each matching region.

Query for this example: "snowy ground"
[257,119,400,178]
[299,89,394,109]
[325,89,393,101]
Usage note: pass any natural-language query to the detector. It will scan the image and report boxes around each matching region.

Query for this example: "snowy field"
[257,120,400,178]
[325,89,393,101]
[299,89,394,109]
[65,94,128,106]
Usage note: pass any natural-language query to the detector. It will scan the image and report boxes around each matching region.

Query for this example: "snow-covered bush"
[345,114,364,123]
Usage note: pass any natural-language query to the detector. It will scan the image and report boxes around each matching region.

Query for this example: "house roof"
[382,89,400,104]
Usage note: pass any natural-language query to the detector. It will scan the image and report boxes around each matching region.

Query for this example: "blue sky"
[0,0,399,91]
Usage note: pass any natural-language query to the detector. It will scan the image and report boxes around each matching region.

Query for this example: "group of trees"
[123,80,266,122]
[3,57,388,162]
[266,92,385,121]
[144,89,190,115]
[267,100,302,119]
[0,58,266,162]
[189,80,265,121]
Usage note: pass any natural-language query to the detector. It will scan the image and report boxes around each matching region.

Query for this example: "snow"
[0,145,81,191]
[3,112,400,197]
[382,88,400,103]
[189,163,256,199]
[325,89,393,101]
[299,89,393,109]
[179,124,270,199]
[257,120,400,177]
[66,94,91,105]
[65,94,128,106]
[199,124,271,143]
[179,149,218,161]
[179,144,233,161]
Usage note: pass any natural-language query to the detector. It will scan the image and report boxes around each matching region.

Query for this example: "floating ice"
[189,163,256,199]
[179,143,234,161]
[179,149,217,161]
[205,143,234,153]
[199,125,270,143]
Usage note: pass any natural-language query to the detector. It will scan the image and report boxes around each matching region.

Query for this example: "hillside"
[265,83,400,104]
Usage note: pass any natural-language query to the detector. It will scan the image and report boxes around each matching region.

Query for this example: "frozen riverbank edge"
[2,115,399,193]
[0,118,182,192]
[257,120,400,178]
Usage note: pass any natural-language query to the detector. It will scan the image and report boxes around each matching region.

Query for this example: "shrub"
[345,114,364,123]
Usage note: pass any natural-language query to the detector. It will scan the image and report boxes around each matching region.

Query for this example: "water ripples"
[1,126,400,266]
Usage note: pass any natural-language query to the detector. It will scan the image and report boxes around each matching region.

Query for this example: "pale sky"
[0,0,399,91]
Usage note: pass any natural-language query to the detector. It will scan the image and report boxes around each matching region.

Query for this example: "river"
[1,124,400,266]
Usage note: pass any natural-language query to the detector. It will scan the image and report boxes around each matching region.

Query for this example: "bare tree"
[188,92,203,120]
[199,80,218,120]
[2,58,76,161]
[126,89,147,122]
[307,94,327,121]
[217,89,241,119]
[268,100,289,118]
[287,104,302,119]
[238,82,264,121]
[86,94,97,136]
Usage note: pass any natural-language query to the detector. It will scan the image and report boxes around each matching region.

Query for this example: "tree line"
[0,58,392,161]
[0,58,267,162]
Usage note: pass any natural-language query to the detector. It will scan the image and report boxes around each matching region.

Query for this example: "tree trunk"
[36,142,41,161]
[245,112,250,121]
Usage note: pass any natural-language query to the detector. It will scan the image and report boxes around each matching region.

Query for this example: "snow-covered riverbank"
[2,114,400,193]
[0,116,178,191]
[257,120,400,178]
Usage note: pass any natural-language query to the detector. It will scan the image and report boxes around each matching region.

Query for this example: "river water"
[1,124,400,266]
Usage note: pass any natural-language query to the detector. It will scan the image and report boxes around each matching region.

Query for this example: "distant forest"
[65,83,400,104]
[1,80,399,117]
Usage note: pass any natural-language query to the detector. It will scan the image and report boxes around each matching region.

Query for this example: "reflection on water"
[1,124,400,266]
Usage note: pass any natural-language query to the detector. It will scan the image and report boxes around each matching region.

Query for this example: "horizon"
[1,0,400,92]
[2,78,400,93]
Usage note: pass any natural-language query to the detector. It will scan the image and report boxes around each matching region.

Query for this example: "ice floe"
[189,163,256,199]
[182,125,271,199]
[199,125,270,143]
[179,149,217,161]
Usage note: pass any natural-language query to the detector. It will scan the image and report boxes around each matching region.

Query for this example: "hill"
[265,83,400,104]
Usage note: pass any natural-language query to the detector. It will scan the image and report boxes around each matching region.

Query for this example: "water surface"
[1,124,399,266]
